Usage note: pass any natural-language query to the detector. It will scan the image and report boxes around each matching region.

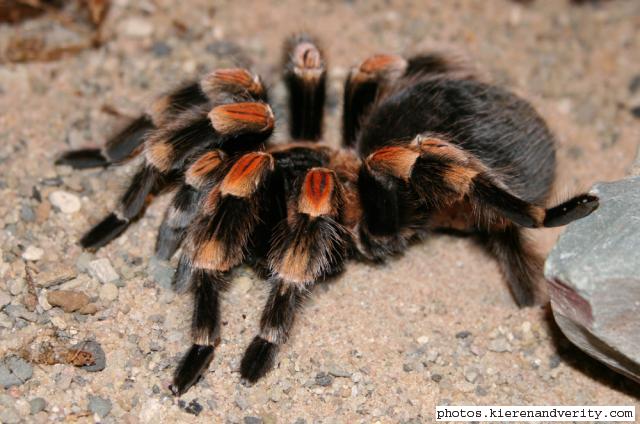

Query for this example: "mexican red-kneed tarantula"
[56,34,599,395]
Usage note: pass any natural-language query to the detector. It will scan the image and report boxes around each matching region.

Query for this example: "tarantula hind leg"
[479,224,543,307]
[240,168,350,382]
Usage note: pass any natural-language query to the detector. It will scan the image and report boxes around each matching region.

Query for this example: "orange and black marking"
[201,68,264,99]
[367,146,420,180]
[185,150,224,188]
[209,102,274,135]
[219,152,274,198]
[298,168,337,217]
[359,53,407,75]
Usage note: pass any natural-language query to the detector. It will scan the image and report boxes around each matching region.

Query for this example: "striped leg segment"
[240,168,350,382]
[171,152,275,395]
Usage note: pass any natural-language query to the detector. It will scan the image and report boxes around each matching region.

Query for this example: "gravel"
[47,290,90,312]
[87,395,112,418]
[0,356,33,388]
[29,397,47,415]
[48,190,81,214]
[22,245,44,261]
[88,258,120,284]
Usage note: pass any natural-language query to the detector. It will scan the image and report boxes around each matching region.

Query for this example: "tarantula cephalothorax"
[56,34,599,395]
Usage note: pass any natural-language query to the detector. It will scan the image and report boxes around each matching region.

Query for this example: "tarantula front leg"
[56,82,209,169]
[241,168,351,382]
[80,93,273,252]
[283,34,327,141]
[342,54,407,147]
[170,152,276,395]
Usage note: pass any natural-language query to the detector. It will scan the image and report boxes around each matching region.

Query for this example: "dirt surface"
[1,0,639,423]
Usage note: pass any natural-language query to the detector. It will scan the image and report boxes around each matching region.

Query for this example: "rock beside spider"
[544,152,640,384]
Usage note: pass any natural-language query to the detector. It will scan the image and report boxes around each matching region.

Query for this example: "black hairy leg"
[241,279,303,382]
[358,135,599,301]
[56,81,210,170]
[342,54,407,147]
[478,224,543,307]
[283,34,327,141]
[240,168,350,381]
[170,269,227,396]
[171,151,276,394]
[76,69,273,251]
[155,150,226,260]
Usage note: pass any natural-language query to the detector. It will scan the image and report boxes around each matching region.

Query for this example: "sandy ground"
[0,0,639,422]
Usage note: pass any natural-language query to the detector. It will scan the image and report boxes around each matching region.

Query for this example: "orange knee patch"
[185,150,224,188]
[145,141,173,172]
[367,146,420,180]
[219,152,273,198]
[200,68,264,99]
[298,168,336,217]
[209,102,274,135]
[360,54,406,74]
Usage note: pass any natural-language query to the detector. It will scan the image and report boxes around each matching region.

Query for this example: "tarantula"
[56,34,598,395]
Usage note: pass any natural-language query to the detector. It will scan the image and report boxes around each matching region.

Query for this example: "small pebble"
[455,330,472,339]
[47,290,90,313]
[99,283,119,303]
[315,371,334,387]
[22,246,44,261]
[0,356,33,388]
[88,395,112,418]
[151,41,172,57]
[630,105,640,119]
[49,191,81,214]
[244,416,263,424]
[88,258,119,284]
[488,337,511,353]
[20,205,35,222]
[29,398,46,415]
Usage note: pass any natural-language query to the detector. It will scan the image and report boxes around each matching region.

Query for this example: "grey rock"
[545,177,640,383]
[327,365,352,378]
[0,365,21,388]
[4,304,38,322]
[20,204,35,222]
[88,395,112,418]
[315,371,334,387]
[244,417,263,424]
[29,397,47,414]
[88,258,119,284]
[71,340,106,372]
[0,356,33,388]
